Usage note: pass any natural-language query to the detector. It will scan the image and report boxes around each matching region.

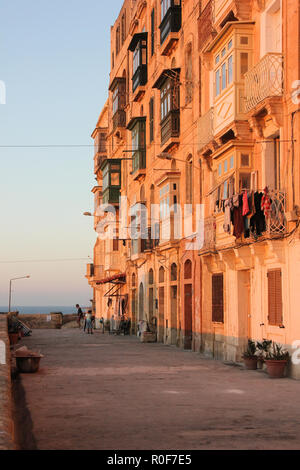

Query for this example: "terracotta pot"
[243,356,258,370]
[9,333,19,345]
[265,360,288,378]
[16,356,42,373]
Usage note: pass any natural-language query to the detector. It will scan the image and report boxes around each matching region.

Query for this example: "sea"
[0,306,76,315]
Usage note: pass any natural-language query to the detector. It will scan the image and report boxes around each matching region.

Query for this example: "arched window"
[171,263,178,281]
[150,184,155,205]
[140,184,145,202]
[159,266,165,283]
[186,155,193,206]
[149,268,154,285]
[184,260,192,279]
[185,42,193,104]
[132,273,136,287]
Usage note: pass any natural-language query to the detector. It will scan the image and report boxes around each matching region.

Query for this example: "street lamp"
[8,276,30,313]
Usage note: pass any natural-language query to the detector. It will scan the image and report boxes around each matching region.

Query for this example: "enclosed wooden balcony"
[161,110,180,151]
[86,264,95,278]
[245,53,284,113]
[159,1,182,56]
[112,110,126,131]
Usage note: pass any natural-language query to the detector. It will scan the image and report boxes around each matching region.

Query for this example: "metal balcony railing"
[245,53,284,112]
[264,189,287,236]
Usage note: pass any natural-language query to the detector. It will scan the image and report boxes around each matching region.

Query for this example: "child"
[85,310,93,335]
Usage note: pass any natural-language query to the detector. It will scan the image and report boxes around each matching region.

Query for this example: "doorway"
[184,284,193,350]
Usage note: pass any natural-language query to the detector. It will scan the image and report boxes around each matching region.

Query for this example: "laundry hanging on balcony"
[216,187,286,240]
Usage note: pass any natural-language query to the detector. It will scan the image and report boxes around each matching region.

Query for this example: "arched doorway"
[184,259,193,350]
[158,266,165,343]
[139,282,145,321]
[170,263,178,345]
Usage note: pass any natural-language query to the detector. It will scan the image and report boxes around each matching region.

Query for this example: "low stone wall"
[62,314,78,325]
[19,313,63,330]
[0,315,15,450]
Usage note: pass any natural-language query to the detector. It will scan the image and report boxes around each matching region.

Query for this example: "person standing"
[85,310,93,335]
[76,304,84,329]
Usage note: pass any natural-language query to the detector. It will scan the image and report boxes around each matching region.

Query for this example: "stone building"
[87,0,300,378]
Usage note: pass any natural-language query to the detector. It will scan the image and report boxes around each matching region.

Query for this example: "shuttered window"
[149,97,154,143]
[212,273,224,323]
[268,269,283,326]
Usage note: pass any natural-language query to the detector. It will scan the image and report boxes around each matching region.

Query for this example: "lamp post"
[8,276,30,313]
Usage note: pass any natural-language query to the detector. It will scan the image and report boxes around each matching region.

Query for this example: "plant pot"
[243,356,258,370]
[9,333,19,345]
[16,356,42,373]
[265,360,288,378]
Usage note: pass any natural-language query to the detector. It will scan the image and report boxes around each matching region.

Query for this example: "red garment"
[242,191,250,216]
[261,187,271,219]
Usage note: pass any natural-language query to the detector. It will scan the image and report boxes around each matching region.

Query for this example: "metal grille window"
[212,273,224,323]
[268,269,283,326]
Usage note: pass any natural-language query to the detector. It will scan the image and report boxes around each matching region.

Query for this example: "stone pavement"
[14,329,300,450]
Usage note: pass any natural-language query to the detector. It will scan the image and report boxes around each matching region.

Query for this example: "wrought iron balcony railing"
[245,53,284,112]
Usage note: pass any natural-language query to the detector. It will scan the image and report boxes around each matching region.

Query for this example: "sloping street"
[13,329,300,450]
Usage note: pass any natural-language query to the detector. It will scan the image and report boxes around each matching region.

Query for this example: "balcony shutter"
[268,269,283,326]
[212,273,224,323]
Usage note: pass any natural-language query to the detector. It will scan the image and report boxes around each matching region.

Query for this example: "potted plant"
[265,342,290,378]
[242,340,258,370]
[256,339,272,369]
[7,314,20,345]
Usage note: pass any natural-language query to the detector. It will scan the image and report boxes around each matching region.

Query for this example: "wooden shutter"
[268,269,283,325]
[149,97,154,143]
[212,274,224,323]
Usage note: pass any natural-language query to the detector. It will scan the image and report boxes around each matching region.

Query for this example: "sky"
[0,0,122,307]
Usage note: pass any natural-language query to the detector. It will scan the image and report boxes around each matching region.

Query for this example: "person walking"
[76,304,84,329]
[85,310,93,335]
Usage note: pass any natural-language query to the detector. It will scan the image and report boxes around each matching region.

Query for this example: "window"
[240,52,249,77]
[212,274,224,323]
[161,0,171,21]
[159,266,165,283]
[184,260,192,279]
[121,12,126,44]
[113,238,119,251]
[128,33,148,92]
[171,263,177,281]
[268,269,283,326]
[151,8,155,56]
[149,97,154,143]
[185,43,193,104]
[214,38,235,97]
[127,117,146,174]
[159,0,182,45]
[149,269,154,285]
[116,26,120,56]
[186,157,193,206]
[101,159,121,204]
[160,77,179,121]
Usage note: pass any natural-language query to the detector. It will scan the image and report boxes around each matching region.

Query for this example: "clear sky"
[0,0,122,307]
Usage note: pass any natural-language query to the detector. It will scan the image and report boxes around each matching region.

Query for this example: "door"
[238,270,251,354]
[184,284,193,350]
[170,286,178,345]
[158,287,165,343]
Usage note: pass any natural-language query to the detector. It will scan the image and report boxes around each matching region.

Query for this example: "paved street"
[13,329,300,450]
